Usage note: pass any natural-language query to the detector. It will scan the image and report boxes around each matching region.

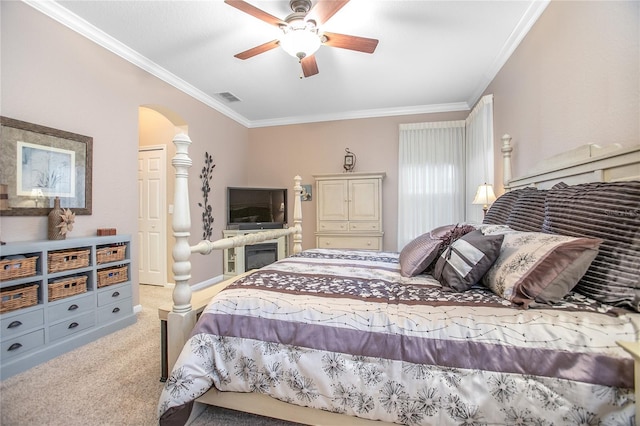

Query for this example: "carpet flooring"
[0,284,299,426]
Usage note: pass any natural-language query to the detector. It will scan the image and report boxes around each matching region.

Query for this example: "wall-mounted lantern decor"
[343,148,356,172]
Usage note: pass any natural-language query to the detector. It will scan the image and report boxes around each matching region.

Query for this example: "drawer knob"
[68,304,79,311]
[8,342,22,351]
[112,307,120,313]
[8,320,22,329]
[112,291,120,298]
[68,322,79,329]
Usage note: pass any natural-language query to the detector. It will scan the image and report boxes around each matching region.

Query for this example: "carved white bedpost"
[167,133,197,371]
[292,175,303,255]
[171,133,193,313]
[501,134,513,191]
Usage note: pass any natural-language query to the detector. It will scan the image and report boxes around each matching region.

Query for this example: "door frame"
[138,145,168,286]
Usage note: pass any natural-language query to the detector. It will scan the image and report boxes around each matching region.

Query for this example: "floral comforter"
[158,249,638,425]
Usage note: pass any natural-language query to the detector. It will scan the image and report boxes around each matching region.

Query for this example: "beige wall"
[485,0,639,192]
[246,112,468,252]
[0,2,249,302]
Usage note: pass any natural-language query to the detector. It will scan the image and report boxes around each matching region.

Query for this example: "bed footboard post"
[168,133,197,369]
[501,134,513,191]
[292,175,303,255]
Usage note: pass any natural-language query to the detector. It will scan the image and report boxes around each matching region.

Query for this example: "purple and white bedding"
[158,248,638,425]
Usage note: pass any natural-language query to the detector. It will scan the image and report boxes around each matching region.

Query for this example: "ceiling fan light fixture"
[280,24,321,60]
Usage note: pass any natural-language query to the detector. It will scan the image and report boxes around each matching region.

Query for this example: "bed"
[158,133,640,426]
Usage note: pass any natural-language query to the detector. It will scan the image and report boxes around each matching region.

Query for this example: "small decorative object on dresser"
[47,197,64,240]
[47,197,75,240]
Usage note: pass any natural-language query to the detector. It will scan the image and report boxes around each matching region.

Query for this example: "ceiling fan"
[225,0,379,78]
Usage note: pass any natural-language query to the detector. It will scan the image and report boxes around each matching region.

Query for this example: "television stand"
[222,229,289,279]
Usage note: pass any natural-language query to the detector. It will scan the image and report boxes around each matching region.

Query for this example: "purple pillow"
[399,225,455,277]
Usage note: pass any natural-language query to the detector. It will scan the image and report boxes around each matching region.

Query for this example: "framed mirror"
[0,116,93,216]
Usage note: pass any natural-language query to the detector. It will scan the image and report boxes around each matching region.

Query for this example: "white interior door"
[138,147,167,286]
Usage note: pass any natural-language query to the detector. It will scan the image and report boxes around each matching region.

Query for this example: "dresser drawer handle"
[68,322,79,329]
[8,320,22,329]
[111,291,120,298]
[8,343,22,351]
[112,307,120,313]
[68,304,79,311]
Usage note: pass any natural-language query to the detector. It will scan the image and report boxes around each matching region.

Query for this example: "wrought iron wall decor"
[198,152,215,240]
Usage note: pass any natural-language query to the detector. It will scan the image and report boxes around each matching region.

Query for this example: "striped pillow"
[483,190,521,225]
[542,181,640,311]
[505,188,547,232]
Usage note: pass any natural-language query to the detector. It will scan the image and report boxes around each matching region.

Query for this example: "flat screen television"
[227,187,287,229]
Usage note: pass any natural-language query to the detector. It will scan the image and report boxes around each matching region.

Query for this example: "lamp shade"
[472,184,497,206]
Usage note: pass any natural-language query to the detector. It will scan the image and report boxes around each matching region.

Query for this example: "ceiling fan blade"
[301,55,319,77]
[307,0,350,25]
[234,39,280,60]
[323,32,379,54]
[224,0,286,26]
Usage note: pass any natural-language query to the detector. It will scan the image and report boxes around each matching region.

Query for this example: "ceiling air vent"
[215,92,241,103]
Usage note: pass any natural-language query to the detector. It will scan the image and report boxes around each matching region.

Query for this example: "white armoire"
[313,172,385,250]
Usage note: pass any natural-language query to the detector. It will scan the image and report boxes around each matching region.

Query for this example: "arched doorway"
[138,106,187,286]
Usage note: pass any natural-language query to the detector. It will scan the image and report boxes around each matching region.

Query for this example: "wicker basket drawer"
[49,311,95,342]
[48,275,88,302]
[48,249,90,273]
[1,329,45,361]
[0,256,38,282]
[97,265,128,288]
[0,308,44,339]
[0,283,39,314]
[96,245,126,264]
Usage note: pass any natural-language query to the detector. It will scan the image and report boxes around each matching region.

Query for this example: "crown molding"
[466,0,550,108]
[247,102,471,128]
[23,0,252,128]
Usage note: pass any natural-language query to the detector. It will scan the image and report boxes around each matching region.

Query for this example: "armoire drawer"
[317,221,348,232]
[348,222,380,232]
[317,236,381,251]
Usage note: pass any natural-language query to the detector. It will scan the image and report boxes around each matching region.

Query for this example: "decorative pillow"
[482,229,602,307]
[483,190,521,225]
[432,224,477,261]
[399,224,456,277]
[541,181,640,311]
[433,230,504,292]
[505,188,547,232]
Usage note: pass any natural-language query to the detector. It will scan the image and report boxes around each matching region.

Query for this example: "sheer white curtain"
[397,121,466,249]
[465,94,495,224]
